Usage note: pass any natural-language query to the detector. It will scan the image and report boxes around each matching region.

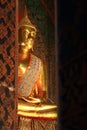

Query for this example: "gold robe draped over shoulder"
[18,54,44,98]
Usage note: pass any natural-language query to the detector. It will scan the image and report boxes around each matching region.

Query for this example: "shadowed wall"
[58,0,87,130]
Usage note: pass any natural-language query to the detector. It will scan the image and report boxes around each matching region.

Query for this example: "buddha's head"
[19,6,37,53]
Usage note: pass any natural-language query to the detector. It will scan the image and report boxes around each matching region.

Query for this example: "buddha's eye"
[31,31,36,37]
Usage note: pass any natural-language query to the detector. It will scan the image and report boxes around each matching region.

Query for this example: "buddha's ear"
[30,40,34,52]
[31,31,36,38]
[31,42,34,52]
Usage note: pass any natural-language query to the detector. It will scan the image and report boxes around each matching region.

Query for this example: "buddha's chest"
[18,63,28,77]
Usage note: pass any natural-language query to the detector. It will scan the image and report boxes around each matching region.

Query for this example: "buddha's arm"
[33,63,47,100]
[28,62,46,99]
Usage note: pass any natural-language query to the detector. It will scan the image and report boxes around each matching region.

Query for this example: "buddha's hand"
[20,96,41,104]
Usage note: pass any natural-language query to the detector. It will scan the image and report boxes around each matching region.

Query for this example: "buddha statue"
[17,6,57,130]
[18,7,44,103]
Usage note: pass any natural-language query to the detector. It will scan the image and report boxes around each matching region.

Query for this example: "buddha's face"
[21,28,30,42]
[19,27,36,53]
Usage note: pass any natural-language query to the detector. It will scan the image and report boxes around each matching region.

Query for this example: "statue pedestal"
[18,99,57,130]
[18,117,57,130]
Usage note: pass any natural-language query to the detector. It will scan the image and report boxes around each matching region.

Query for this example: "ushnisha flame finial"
[19,5,37,33]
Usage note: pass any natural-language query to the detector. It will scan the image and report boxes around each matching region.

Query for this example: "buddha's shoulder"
[32,54,42,63]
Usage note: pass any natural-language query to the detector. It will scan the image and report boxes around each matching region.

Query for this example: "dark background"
[58,0,87,130]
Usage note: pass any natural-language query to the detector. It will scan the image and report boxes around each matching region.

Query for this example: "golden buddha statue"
[17,6,57,130]
[18,7,44,102]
